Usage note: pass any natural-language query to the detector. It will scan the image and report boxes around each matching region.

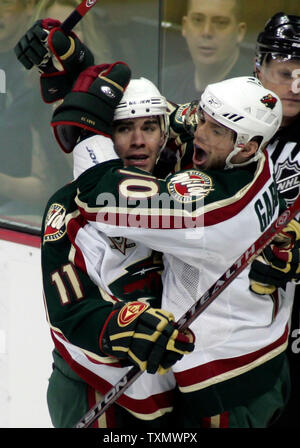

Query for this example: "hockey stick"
[74,195,300,428]
[60,0,99,32]
[37,0,98,72]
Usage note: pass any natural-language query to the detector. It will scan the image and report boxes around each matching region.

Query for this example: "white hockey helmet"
[114,77,170,149]
[199,76,282,168]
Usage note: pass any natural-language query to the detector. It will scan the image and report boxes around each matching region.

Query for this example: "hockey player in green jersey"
[49,68,300,428]
[41,65,195,428]
[15,20,195,428]
[16,19,300,428]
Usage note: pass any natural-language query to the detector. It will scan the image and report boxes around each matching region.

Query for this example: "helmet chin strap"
[158,114,170,152]
[224,134,262,169]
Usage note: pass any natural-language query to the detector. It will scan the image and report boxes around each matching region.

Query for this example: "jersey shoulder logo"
[109,237,136,254]
[43,203,66,243]
[174,103,190,125]
[118,302,148,327]
[167,170,213,203]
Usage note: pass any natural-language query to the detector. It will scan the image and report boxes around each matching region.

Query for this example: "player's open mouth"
[193,146,208,167]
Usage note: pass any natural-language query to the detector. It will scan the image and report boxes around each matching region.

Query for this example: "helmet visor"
[259,54,300,90]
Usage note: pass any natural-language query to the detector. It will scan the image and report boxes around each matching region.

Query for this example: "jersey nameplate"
[254,181,279,232]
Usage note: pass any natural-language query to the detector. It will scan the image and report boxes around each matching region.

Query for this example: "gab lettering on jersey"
[254,181,279,232]
[43,203,66,243]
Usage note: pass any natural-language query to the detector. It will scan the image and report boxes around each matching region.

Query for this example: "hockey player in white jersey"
[49,68,300,427]
[15,17,195,430]
[44,72,195,428]
[16,18,300,428]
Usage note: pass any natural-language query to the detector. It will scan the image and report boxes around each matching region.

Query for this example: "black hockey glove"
[14,19,94,103]
[51,62,131,153]
[99,301,195,374]
[249,219,300,294]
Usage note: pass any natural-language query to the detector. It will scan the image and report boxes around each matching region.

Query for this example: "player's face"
[182,0,246,65]
[193,110,238,170]
[258,58,300,125]
[113,117,164,173]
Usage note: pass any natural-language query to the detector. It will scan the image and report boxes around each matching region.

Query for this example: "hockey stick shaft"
[38,0,98,72]
[75,195,300,428]
[60,0,98,32]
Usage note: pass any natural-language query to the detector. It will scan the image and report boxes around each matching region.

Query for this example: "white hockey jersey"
[72,134,293,416]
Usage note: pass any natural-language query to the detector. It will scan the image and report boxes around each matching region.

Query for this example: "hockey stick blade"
[74,194,300,428]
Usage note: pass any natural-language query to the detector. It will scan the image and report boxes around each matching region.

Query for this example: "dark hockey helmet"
[256,12,300,67]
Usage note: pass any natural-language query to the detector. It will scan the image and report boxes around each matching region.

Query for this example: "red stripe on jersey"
[174,324,289,388]
[77,204,205,230]
[51,330,174,416]
[77,154,272,229]
[67,213,88,273]
[201,411,229,428]
[51,328,122,367]
[220,411,230,428]
[204,152,271,226]
[271,289,280,320]
[87,387,117,428]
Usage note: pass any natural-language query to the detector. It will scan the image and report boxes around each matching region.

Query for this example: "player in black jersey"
[253,12,300,428]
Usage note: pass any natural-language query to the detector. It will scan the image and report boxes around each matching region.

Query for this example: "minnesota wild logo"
[43,203,66,243]
[260,94,277,109]
[168,170,213,203]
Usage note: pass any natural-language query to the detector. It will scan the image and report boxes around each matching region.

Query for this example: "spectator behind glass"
[162,0,254,104]
[0,0,111,227]
[0,0,43,223]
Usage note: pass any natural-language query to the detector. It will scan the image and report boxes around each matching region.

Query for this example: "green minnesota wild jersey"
[41,178,178,423]
[71,131,293,417]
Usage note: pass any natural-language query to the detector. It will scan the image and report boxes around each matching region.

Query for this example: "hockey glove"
[14,19,94,103]
[99,301,195,374]
[51,62,131,153]
[249,219,300,294]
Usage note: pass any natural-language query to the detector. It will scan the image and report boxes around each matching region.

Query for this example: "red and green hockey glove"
[51,62,131,153]
[249,219,300,295]
[99,301,195,374]
[14,19,94,103]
